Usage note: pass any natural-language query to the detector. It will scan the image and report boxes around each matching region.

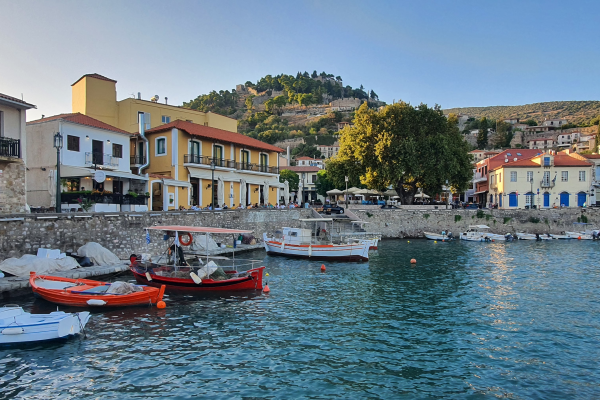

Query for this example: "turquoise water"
[1,240,600,399]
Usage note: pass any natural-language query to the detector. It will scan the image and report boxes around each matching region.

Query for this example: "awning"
[163,179,191,188]
[473,190,488,195]
[60,166,148,181]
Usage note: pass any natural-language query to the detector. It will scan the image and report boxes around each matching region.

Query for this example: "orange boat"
[29,272,165,307]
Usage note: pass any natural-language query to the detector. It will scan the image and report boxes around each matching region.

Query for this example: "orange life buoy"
[179,232,193,246]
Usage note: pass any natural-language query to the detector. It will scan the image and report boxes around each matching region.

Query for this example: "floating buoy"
[266,272,269,277]
[434,241,437,243]
[492,239,495,242]
[442,239,445,242]
[410,258,417,264]
[321,264,326,272]
[157,301,166,309]
[263,284,270,293]
[407,241,410,243]
[578,236,582,240]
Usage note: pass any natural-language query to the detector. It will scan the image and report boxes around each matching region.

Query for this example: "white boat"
[424,231,453,241]
[0,306,90,344]
[460,225,508,242]
[549,234,573,240]
[263,219,370,261]
[565,231,598,240]
[515,232,552,240]
[333,221,381,250]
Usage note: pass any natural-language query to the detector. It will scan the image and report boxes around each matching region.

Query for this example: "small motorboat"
[30,273,165,307]
[515,232,552,240]
[130,226,265,292]
[460,225,508,242]
[0,305,90,344]
[424,231,454,241]
[550,233,573,239]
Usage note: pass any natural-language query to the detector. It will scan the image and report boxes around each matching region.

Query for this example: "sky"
[2,0,600,121]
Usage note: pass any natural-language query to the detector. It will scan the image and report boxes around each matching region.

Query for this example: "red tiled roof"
[493,159,538,169]
[27,113,133,135]
[486,149,542,169]
[284,166,322,172]
[582,154,600,159]
[71,73,116,86]
[145,120,283,153]
[553,154,593,167]
[0,93,36,108]
[295,156,320,160]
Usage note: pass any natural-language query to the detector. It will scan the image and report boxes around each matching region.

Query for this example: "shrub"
[476,210,485,218]
[528,216,540,223]
[503,217,512,224]
[366,212,373,218]
[485,214,492,221]
[423,214,430,219]
[581,215,588,224]
[454,215,462,222]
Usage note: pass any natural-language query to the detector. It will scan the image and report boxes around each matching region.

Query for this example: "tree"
[245,95,255,112]
[370,90,378,100]
[523,119,538,126]
[315,170,335,197]
[279,169,299,191]
[477,117,488,149]
[311,70,318,78]
[328,103,473,205]
[493,119,513,148]
[292,143,322,158]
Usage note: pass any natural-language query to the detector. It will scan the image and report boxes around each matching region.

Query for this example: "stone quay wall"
[0,209,311,261]
[350,208,600,238]
[0,160,26,214]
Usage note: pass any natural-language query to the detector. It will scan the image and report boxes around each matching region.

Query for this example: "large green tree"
[327,103,473,205]
[315,170,335,197]
[279,169,299,191]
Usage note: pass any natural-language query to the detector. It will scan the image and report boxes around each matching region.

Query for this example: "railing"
[60,193,148,205]
[85,152,119,168]
[541,179,555,188]
[183,154,279,174]
[130,155,147,165]
[0,137,20,158]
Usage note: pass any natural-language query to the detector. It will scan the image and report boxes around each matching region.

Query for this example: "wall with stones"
[0,209,311,260]
[351,208,600,238]
[0,160,26,214]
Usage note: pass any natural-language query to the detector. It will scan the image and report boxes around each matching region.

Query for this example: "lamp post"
[345,176,349,209]
[53,132,63,213]
[210,160,215,210]
[530,175,533,209]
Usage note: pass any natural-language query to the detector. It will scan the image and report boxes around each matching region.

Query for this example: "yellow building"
[144,120,284,210]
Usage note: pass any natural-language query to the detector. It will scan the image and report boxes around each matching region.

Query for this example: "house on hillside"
[504,118,520,124]
[317,144,340,159]
[295,156,324,168]
[0,93,36,213]
[528,137,556,150]
[543,118,568,127]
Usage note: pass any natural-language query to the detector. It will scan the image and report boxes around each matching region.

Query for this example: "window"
[67,135,80,152]
[112,143,123,158]
[241,150,250,168]
[517,152,522,156]
[190,141,200,155]
[311,174,317,183]
[156,137,166,155]
[527,171,533,182]
[543,171,550,184]
[507,153,512,156]
[510,171,517,182]
[260,153,268,172]
[162,115,171,124]
[499,173,502,182]
[204,122,208,126]
[561,171,568,182]
[579,171,586,182]
[213,145,224,167]
[63,178,80,192]
[138,112,151,130]
[543,157,551,166]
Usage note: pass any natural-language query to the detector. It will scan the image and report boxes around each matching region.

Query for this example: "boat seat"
[68,285,110,295]
[35,279,77,290]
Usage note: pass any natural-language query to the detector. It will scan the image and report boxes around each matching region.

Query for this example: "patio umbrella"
[263,180,270,204]
[383,189,398,197]
[346,187,362,194]
[283,180,290,205]
[414,192,430,199]
[298,181,304,203]
[240,179,246,206]
[48,170,56,207]
[217,177,224,206]
[326,189,344,195]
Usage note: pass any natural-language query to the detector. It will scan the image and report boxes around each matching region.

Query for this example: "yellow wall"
[146,131,174,177]
[72,76,118,127]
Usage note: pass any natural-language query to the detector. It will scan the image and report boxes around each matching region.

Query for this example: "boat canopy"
[469,225,490,229]
[146,226,253,234]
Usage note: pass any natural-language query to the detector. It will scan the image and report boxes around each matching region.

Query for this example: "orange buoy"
[410,258,417,264]
[321,264,326,272]
[578,236,582,240]
[263,284,270,293]
[157,301,166,309]
[492,239,495,242]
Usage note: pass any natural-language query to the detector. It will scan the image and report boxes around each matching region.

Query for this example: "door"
[92,140,103,165]
[509,192,518,207]
[577,192,587,207]
[137,142,145,164]
[241,150,250,170]
[190,178,199,206]
[499,193,502,208]
[526,192,534,208]
[543,192,550,207]
[260,154,268,172]
[190,141,200,163]
[213,146,223,167]
[560,192,570,207]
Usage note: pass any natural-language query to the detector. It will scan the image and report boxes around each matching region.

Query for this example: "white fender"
[281,239,285,251]
[87,299,106,306]
[145,272,152,281]
[190,272,202,284]
[2,327,24,335]
[308,245,312,257]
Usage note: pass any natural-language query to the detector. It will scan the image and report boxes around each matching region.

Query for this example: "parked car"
[322,204,345,214]
[380,205,399,209]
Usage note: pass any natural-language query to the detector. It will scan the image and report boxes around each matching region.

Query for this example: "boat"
[0,305,90,344]
[424,231,454,241]
[459,225,511,242]
[549,233,573,239]
[565,223,600,240]
[515,232,552,240]
[30,273,165,307]
[330,221,381,250]
[130,226,265,292]
[263,218,370,261]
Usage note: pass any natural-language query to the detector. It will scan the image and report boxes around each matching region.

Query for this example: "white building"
[317,145,340,159]
[528,137,556,150]
[542,119,568,127]
[295,156,324,168]
[26,113,148,212]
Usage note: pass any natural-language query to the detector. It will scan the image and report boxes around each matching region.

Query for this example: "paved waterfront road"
[1,240,599,399]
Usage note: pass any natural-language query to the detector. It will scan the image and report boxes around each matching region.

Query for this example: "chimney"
[137,92,141,100]
[165,97,168,105]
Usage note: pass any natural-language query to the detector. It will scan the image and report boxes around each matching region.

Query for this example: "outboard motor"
[535,233,541,241]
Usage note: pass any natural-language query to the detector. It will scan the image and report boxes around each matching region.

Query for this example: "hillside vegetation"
[444,101,600,126]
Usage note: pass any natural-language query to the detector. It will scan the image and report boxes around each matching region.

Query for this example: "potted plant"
[77,197,95,212]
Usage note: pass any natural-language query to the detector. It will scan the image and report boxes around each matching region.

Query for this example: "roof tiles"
[27,113,133,135]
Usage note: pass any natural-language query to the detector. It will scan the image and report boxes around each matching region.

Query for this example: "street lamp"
[53,132,63,213]
[345,175,349,209]
[210,160,215,210]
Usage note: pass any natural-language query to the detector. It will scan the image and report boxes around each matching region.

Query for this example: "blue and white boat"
[0,306,90,344]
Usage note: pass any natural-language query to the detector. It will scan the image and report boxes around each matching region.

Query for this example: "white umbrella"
[263,180,270,204]
[284,180,290,205]
[298,181,304,203]
[346,187,361,194]
[240,179,246,206]
[326,189,345,195]
[217,177,224,206]
[48,170,56,207]
[414,192,430,199]
[383,189,398,196]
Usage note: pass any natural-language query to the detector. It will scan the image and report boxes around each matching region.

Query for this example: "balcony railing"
[130,155,147,165]
[85,152,119,168]
[541,179,555,188]
[183,154,279,174]
[0,137,20,158]
[61,193,148,205]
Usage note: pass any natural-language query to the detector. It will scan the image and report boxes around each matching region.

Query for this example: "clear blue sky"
[2,0,599,121]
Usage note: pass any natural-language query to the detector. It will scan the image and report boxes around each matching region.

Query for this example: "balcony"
[130,155,147,165]
[490,181,498,189]
[0,137,20,159]
[85,152,119,168]
[541,179,555,188]
[472,172,487,183]
[184,154,279,174]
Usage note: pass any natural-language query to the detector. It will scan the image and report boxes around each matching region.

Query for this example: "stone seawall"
[0,209,312,260]
[351,208,600,238]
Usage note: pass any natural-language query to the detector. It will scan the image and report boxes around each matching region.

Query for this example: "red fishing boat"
[130,226,265,292]
[30,272,165,307]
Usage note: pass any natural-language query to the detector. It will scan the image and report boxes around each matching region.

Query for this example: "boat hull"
[30,274,165,307]
[263,239,369,261]
[0,307,90,344]
[130,265,265,292]
[424,232,452,241]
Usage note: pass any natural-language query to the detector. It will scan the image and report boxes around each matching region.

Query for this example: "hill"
[443,101,600,126]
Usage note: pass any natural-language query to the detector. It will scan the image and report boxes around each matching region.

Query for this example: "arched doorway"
[560,192,570,207]
[543,192,550,208]
[509,192,518,207]
[577,192,587,207]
